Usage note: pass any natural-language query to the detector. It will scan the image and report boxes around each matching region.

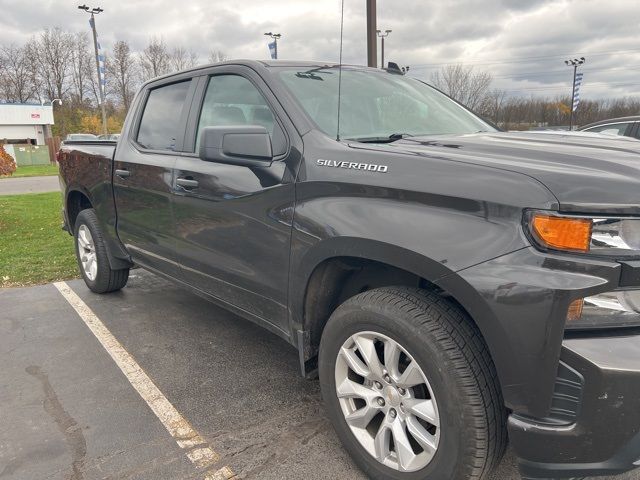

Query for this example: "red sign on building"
[31,113,40,119]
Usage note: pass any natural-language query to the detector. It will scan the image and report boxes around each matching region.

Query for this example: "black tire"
[74,208,129,293]
[319,287,507,480]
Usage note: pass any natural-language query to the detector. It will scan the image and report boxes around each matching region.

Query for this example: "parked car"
[579,115,640,139]
[63,133,98,142]
[98,134,120,141]
[57,60,640,480]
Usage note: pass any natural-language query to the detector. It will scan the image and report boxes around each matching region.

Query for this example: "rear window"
[137,81,191,151]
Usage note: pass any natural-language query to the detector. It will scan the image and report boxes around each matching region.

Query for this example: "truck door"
[172,68,300,332]
[113,78,195,277]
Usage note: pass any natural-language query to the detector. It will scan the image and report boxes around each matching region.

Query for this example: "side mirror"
[198,125,273,167]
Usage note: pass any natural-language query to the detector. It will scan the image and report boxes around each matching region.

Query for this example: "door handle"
[176,177,199,189]
[115,169,130,178]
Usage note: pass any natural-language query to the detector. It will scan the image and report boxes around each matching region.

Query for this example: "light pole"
[564,57,585,130]
[41,98,62,106]
[78,4,107,135]
[264,32,282,59]
[42,99,62,142]
[376,29,392,69]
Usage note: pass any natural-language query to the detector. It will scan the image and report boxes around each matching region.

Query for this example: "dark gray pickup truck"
[58,60,640,480]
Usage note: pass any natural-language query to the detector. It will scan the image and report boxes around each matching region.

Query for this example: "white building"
[0,103,54,145]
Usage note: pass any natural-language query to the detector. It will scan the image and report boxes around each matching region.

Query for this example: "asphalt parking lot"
[0,270,636,480]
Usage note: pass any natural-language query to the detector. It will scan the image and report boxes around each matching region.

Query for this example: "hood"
[384,131,640,214]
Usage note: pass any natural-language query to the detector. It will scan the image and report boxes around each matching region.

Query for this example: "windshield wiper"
[347,133,414,143]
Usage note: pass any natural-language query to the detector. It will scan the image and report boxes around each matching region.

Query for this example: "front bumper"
[437,247,640,477]
[511,333,640,478]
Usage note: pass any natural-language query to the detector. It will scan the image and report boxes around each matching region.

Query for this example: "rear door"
[113,78,195,277]
[172,66,301,332]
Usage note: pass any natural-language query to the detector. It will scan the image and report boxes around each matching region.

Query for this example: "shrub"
[0,145,16,177]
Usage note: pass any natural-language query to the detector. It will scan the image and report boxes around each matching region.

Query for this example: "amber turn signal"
[566,299,584,323]
[531,214,592,252]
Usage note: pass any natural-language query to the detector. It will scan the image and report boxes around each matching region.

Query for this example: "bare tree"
[208,49,228,64]
[107,40,138,110]
[23,38,43,101]
[169,46,199,72]
[480,89,508,124]
[69,32,93,104]
[0,44,34,102]
[34,28,74,101]
[140,37,170,81]
[430,64,493,112]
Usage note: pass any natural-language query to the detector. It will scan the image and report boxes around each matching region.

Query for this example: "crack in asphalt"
[25,365,87,480]
[234,418,330,479]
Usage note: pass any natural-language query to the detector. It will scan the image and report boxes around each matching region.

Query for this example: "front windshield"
[276,66,495,141]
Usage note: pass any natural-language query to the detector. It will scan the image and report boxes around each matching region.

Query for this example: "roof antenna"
[336,0,345,141]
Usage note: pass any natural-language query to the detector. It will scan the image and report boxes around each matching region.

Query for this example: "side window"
[196,75,286,155]
[137,80,191,151]
[585,123,631,136]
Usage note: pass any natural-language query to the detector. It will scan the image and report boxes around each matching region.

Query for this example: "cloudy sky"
[1,0,639,99]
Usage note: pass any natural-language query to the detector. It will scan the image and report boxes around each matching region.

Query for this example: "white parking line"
[53,281,235,480]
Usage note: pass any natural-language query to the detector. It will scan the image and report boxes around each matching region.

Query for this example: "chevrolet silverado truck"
[58,60,640,480]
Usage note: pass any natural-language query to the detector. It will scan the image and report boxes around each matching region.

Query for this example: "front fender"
[289,180,538,330]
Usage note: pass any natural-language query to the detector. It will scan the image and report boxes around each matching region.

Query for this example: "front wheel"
[319,287,507,480]
[74,208,129,293]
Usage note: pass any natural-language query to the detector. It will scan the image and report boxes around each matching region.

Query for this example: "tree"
[79,113,122,134]
[430,64,493,112]
[79,113,101,134]
[107,40,138,110]
[482,89,507,125]
[169,46,198,72]
[208,49,228,64]
[140,37,169,81]
[69,32,93,105]
[86,53,106,107]
[30,28,74,102]
[0,145,16,177]
[0,44,34,103]
[23,38,43,101]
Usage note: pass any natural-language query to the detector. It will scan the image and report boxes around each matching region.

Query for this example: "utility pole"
[366,0,377,67]
[564,57,585,131]
[376,29,391,69]
[264,32,282,59]
[78,4,107,135]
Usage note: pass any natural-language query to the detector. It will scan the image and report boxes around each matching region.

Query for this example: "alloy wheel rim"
[335,331,440,472]
[77,225,97,281]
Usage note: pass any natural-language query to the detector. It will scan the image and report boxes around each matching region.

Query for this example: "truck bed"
[57,140,123,263]
[58,140,116,199]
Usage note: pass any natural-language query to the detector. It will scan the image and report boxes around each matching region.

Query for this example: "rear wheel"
[74,208,129,293]
[319,287,507,480]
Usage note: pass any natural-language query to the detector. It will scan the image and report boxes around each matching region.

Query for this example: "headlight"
[566,290,640,330]
[526,211,640,257]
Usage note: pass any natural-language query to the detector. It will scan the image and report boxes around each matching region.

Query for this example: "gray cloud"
[0,0,638,98]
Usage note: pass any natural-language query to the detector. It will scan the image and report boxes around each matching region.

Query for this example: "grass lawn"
[0,192,78,287]
[3,164,60,178]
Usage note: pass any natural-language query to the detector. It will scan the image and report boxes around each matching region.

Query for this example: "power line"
[499,81,640,93]
[491,65,640,80]
[409,48,640,69]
